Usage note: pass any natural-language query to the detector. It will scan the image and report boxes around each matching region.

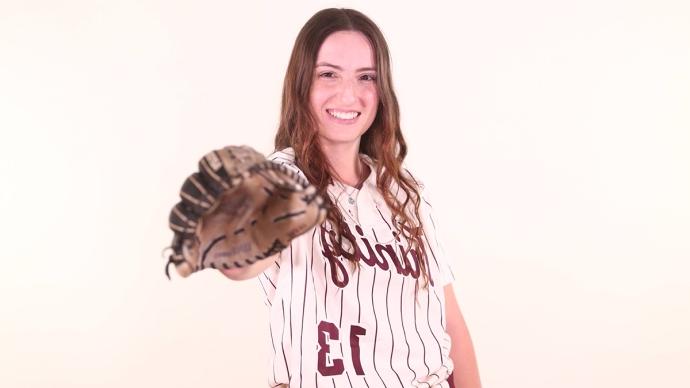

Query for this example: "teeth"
[328,110,359,120]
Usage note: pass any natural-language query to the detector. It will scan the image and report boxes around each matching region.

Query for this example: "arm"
[445,284,482,388]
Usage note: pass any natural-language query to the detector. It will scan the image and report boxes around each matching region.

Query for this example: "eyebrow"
[315,62,377,72]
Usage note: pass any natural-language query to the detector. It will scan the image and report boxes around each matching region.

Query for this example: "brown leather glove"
[165,145,327,278]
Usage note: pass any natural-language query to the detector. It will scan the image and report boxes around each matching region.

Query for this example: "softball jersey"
[258,148,456,388]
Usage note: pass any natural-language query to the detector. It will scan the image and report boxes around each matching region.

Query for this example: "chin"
[319,133,365,147]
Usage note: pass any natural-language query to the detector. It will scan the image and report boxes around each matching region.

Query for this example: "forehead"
[316,31,376,69]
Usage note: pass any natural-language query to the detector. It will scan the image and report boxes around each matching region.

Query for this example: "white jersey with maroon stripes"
[257,148,456,388]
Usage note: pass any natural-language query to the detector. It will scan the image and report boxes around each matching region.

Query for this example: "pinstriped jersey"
[258,148,456,388]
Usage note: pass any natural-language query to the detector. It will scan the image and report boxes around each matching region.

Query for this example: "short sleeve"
[267,148,307,181]
[415,176,456,288]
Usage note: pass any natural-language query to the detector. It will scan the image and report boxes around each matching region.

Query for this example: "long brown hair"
[274,8,429,286]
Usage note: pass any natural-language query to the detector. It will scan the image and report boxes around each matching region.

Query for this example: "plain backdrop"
[1,0,689,387]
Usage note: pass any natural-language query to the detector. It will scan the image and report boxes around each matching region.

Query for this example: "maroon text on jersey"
[319,223,434,288]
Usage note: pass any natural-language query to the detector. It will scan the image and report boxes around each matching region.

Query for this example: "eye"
[360,74,377,82]
[319,72,336,78]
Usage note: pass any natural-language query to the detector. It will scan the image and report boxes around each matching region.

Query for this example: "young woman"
[219,8,481,388]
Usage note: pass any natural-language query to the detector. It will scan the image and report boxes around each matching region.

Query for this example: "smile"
[327,109,361,120]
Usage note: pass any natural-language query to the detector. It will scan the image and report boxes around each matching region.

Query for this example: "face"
[310,31,379,149]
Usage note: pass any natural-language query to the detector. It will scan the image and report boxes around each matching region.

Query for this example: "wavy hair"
[274,8,429,286]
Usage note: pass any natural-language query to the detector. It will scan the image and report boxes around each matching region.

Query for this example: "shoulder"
[361,153,425,192]
[401,165,426,192]
[399,165,438,210]
[267,147,295,165]
[267,147,306,180]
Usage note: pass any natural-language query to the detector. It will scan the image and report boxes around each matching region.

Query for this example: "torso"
[260,148,455,388]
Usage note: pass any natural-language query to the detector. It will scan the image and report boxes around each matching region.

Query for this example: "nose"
[338,78,357,105]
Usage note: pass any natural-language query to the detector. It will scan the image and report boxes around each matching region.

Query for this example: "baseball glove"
[165,145,327,279]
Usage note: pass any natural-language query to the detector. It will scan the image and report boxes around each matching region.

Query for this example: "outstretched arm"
[445,284,482,388]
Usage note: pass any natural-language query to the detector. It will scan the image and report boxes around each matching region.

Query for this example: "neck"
[320,141,368,188]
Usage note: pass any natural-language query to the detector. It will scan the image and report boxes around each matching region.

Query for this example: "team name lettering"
[319,224,428,288]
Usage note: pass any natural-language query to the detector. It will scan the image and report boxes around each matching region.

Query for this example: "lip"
[326,109,361,124]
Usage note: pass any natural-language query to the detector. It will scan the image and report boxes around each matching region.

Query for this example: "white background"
[1,0,689,387]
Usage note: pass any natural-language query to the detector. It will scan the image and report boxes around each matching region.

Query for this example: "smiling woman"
[214,7,481,388]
